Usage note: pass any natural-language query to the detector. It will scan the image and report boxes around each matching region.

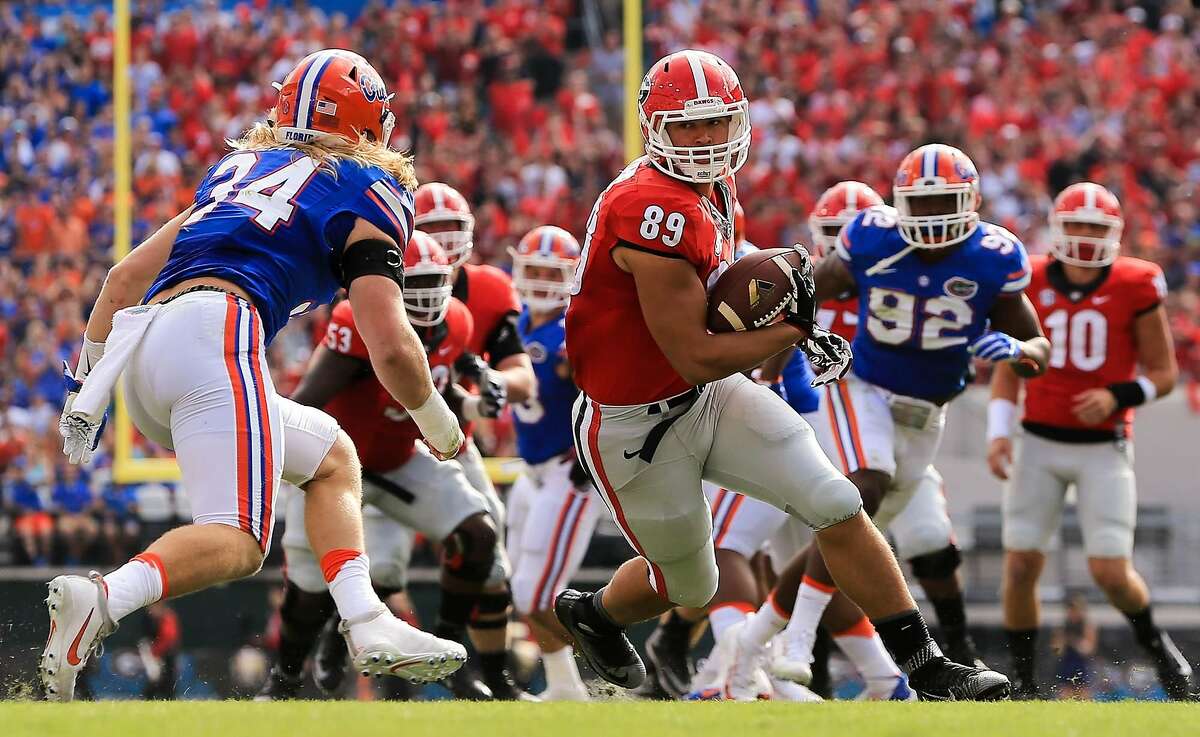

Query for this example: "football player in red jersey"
[556,49,1008,702]
[260,234,530,701]
[987,183,1190,699]
[413,183,538,698]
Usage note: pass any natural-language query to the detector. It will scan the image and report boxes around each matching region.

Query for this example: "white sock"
[104,554,165,622]
[783,577,834,640]
[323,550,382,622]
[741,594,789,649]
[834,618,901,683]
[543,646,586,691]
[709,603,751,645]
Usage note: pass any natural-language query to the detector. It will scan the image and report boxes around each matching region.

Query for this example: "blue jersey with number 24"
[146,147,415,343]
[837,205,1030,401]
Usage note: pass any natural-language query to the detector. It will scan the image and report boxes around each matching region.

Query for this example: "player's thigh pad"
[702,374,862,531]
[705,482,789,558]
[130,292,282,553]
[279,483,326,594]
[278,398,340,487]
[365,445,489,542]
[1001,433,1069,552]
[512,457,604,613]
[1074,440,1137,558]
[886,467,955,560]
[574,395,716,607]
[363,506,416,591]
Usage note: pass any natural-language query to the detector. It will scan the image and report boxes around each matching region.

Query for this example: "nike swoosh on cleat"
[388,657,431,673]
[66,609,95,666]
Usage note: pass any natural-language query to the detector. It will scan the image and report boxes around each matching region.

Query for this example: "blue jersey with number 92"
[837,205,1030,401]
[514,309,578,464]
[146,147,414,343]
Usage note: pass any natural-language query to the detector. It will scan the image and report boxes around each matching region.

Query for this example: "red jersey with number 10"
[566,158,736,405]
[1023,254,1165,433]
[320,298,473,471]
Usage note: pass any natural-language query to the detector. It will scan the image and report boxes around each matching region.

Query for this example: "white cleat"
[39,573,117,702]
[768,626,816,685]
[339,604,467,684]
[769,674,823,702]
[724,623,770,701]
[685,631,733,700]
[540,684,591,702]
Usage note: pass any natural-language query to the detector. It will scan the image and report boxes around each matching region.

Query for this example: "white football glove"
[969,331,1022,364]
[803,327,853,387]
[60,361,108,465]
[461,368,508,421]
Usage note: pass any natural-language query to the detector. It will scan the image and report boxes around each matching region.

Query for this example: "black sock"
[277,584,337,678]
[1125,606,1162,651]
[1006,628,1038,686]
[581,586,622,633]
[930,594,969,645]
[872,609,939,672]
[660,610,692,641]
[479,651,509,684]
[436,588,476,642]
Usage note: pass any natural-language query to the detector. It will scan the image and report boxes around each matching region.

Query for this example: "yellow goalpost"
[110,0,645,485]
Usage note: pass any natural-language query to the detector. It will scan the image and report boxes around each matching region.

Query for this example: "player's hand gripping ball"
[706,246,817,334]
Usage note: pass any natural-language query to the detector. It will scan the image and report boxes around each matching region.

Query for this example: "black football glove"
[781,244,818,331]
[803,327,853,387]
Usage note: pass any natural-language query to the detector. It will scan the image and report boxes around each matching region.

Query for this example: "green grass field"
[4,701,1200,737]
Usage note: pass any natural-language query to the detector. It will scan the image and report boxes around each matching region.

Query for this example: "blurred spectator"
[52,464,99,564]
[5,463,52,565]
[1052,593,1098,700]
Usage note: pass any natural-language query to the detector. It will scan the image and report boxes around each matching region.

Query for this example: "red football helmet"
[1049,182,1123,267]
[638,50,751,183]
[509,226,581,312]
[403,230,453,327]
[270,49,395,146]
[893,144,981,249]
[413,182,475,268]
[808,181,884,256]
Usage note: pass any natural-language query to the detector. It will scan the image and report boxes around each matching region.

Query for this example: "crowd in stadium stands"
[0,0,1198,564]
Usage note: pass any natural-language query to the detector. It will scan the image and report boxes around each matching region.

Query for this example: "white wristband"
[986,398,1018,442]
[407,389,461,454]
[1136,376,1158,404]
[77,337,106,382]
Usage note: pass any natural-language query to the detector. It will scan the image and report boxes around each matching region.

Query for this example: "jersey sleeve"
[607,188,706,264]
[324,166,415,251]
[325,300,371,361]
[1131,261,1168,316]
[998,231,1032,294]
[834,207,885,270]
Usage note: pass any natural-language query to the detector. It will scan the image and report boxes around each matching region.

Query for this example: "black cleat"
[1151,633,1195,701]
[312,615,348,696]
[484,670,541,702]
[630,656,673,700]
[442,663,494,700]
[944,634,988,670]
[555,589,646,689]
[908,657,1011,701]
[645,624,694,698]
[254,666,304,701]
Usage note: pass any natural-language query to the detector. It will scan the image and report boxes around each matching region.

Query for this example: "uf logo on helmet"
[360,71,387,103]
[895,168,911,186]
[953,158,977,181]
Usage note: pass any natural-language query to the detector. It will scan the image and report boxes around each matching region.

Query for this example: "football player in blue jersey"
[505,226,603,701]
[794,144,1050,675]
[43,50,467,700]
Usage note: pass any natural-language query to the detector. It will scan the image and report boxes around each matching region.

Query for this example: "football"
[706,246,806,333]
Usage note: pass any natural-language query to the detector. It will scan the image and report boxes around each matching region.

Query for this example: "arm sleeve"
[484,311,525,364]
[1133,264,1168,316]
[609,190,705,263]
[326,301,372,360]
[993,227,1032,294]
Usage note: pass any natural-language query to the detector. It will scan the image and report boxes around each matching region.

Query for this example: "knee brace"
[469,587,512,629]
[908,544,962,580]
[655,544,719,609]
[443,513,498,583]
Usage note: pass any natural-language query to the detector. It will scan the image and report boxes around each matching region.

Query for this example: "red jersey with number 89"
[320,298,473,470]
[566,158,736,405]
[1023,254,1166,433]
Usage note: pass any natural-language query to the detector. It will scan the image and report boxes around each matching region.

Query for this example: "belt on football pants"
[362,469,416,504]
[634,384,704,463]
[158,284,244,305]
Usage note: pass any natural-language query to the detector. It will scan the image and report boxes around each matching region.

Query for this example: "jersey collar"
[1046,258,1111,302]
